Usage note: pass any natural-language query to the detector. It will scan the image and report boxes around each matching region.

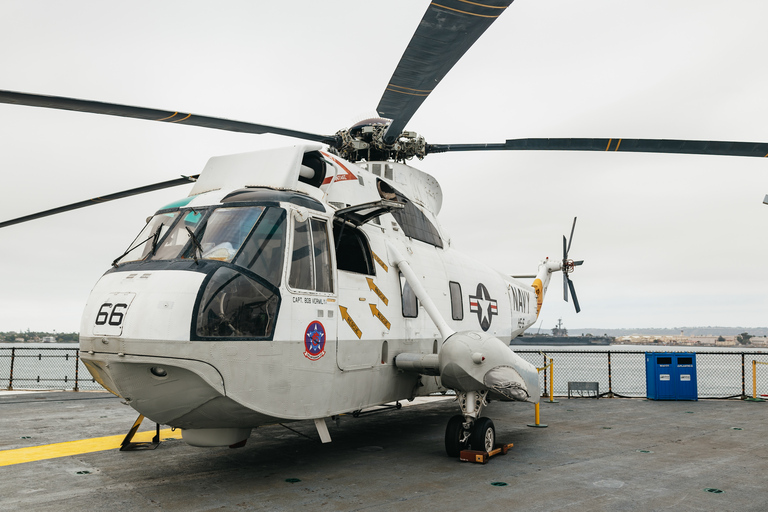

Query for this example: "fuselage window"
[377,179,443,248]
[400,273,418,318]
[449,281,463,321]
[332,221,374,275]
[289,214,334,293]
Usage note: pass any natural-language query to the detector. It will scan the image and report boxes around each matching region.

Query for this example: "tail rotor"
[562,217,583,313]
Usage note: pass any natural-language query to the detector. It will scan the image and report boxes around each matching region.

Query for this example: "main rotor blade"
[0,175,198,229]
[567,277,581,313]
[377,0,514,143]
[427,138,768,158]
[0,90,340,147]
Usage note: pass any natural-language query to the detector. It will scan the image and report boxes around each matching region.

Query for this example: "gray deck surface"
[1,391,766,511]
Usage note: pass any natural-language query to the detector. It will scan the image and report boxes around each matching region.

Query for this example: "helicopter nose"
[78,269,222,423]
[79,269,207,346]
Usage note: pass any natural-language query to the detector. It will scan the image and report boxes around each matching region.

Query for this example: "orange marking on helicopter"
[455,0,509,9]
[605,139,612,151]
[170,114,192,123]
[339,306,362,339]
[320,152,358,185]
[157,112,179,121]
[614,139,622,151]
[431,2,505,18]
[385,87,430,97]
[369,303,391,330]
[387,84,433,93]
[371,251,389,273]
[532,278,544,316]
[366,277,389,306]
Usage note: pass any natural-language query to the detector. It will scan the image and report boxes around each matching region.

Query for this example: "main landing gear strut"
[445,390,496,457]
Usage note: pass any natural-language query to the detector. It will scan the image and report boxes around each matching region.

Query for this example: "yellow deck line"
[0,428,182,467]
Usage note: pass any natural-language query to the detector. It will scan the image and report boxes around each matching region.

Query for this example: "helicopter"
[2,1,767,456]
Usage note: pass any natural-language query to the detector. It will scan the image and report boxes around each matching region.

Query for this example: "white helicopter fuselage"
[79,145,543,446]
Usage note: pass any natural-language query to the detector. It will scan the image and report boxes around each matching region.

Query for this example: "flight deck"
[2,391,766,511]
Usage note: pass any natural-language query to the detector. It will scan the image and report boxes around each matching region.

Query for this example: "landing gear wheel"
[445,415,468,457]
[469,417,495,453]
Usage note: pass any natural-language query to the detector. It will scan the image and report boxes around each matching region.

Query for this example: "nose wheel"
[444,415,496,456]
[469,417,496,453]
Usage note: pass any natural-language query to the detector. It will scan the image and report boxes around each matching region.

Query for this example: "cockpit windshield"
[115,205,287,287]
[117,211,180,264]
[186,207,263,262]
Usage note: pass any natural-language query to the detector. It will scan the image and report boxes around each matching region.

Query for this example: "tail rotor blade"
[563,273,568,302]
[562,235,567,260]
[567,277,581,313]
[566,217,577,256]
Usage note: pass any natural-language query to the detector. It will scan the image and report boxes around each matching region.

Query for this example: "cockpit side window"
[233,208,286,288]
[332,221,374,275]
[311,218,333,293]
[289,217,313,290]
[289,214,334,293]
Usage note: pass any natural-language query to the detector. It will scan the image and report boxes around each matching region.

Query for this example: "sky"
[0,0,766,333]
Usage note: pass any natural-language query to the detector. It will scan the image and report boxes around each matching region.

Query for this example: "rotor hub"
[330,118,427,163]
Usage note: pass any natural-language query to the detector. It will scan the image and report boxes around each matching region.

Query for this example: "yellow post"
[527,402,548,428]
[747,360,768,402]
[754,360,758,399]
[549,357,554,402]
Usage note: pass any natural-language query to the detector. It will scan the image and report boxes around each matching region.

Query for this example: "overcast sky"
[0,0,766,333]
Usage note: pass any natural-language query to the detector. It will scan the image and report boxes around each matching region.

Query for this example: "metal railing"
[0,346,103,391]
[515,350,768,399]
[3,346,768,398]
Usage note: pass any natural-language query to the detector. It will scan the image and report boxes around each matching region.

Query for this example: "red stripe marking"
[320,152,357,185]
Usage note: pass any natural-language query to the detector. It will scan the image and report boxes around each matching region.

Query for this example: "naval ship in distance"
[511,318,613,346]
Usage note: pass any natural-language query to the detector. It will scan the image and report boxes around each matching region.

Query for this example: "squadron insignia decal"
[469,283,498,331]
[304,321,326,360]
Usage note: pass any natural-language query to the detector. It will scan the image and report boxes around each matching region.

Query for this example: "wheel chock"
[459,443,513,464]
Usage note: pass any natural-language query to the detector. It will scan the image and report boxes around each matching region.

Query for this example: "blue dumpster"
[645,353,698,401]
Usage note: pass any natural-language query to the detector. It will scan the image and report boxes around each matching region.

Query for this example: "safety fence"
[0,346,102,391]
[3,346,768,398]
[515,350,768,399]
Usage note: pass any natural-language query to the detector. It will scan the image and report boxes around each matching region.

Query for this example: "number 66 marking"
[95,303,128,326]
